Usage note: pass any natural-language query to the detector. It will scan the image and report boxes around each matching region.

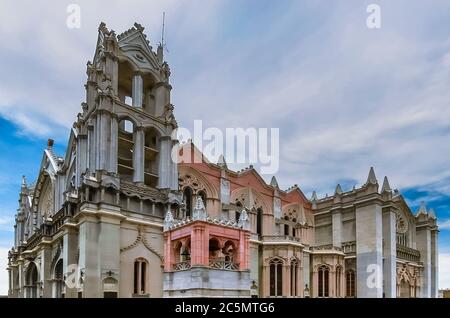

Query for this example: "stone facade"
[7,23,439,298]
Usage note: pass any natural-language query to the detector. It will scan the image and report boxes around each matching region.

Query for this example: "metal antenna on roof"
[161,12,169,53]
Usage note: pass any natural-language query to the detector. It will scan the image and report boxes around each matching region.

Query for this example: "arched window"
[290,259,299,297]
[223,241,236,263]
[256,208,263,236]
[26,263,38,298]
[183,187,193,218]
[318,265,330,297]
[209,238,221,259]
[284,224,289,236]
[133,258,148,295]
[336,266,342,297]
[346,270,355,297]
[269,258,283,297]
[53,259,64,298]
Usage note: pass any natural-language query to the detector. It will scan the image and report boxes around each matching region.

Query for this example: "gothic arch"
[178,166,219,199]
[230,187,270,213]
[120,227,164,263]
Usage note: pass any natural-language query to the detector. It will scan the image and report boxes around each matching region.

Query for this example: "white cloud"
[439,219,450,230]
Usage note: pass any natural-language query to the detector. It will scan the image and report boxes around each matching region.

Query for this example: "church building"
[7,23,439,298]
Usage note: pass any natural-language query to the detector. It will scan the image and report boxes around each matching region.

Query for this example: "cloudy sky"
[0,0,449,295]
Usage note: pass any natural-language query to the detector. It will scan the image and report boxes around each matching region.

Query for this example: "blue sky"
[0,0,450,294]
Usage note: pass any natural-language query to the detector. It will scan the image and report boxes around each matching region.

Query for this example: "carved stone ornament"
[396,211,408,234]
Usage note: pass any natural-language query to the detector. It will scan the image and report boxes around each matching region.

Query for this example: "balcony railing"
[262,235,302,243]
[342,241,356,254]
[173,261,191,271]
[209,257,239,270]
[396,245,420,263]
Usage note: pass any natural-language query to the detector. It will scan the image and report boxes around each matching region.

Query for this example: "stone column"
[298,262,304,297]
[330,269,335,298]
[283,264,290,297]
[63,227,78,298]
[431,229,438,298]
[312,268,318,298]
[331,210,342,247]
[157,136,172,189]
[87,125,96,173]
[153,82,170,117]
[262,264,269,297]
[132,73,143,108]
[78,219,100,298]
[98,214,121,296]
[40,247,52,298]
[133,127,144,184]
[97,111,112,171]
[355,203,383,298]
[109,116,118,173]
[416,225,431,297]
[382,207,397,298]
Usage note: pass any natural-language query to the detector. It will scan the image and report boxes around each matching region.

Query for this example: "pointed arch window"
[133,258,148,295]
[269,258,283,297]
[318,265,330,297]
[346,270,355,297]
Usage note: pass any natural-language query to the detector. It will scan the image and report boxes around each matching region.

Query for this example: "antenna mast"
[161,12,166,47]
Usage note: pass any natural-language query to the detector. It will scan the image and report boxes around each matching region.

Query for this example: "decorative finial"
[310,191,318,202]
[217,154,227,169]
[270,176,279,188]
[335,184,343,195]
[238,209,250,230]
[366,167,378,184]
[381,176,392,193]
[417,201,427,216]
[192,196,207,221]
[164,208,174,231]
[47,139,54,149]
[428,208,436,219]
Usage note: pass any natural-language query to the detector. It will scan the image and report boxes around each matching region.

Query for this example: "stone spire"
[270,176,279,188]
[381,176,392,193]
[217,154,227,169]
[192,196,207,221]
[310,191,318,202]
[417,201,427,216]
[428,208,436,219]
[366,167,378,184]
[164,208,174,231]
[335,184,343,195]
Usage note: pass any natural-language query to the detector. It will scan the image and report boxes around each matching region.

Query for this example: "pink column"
[312,270,318,298]
[238,230,250,270]
[263,264,270,297]
[298,264,304,297]
[283,264,290,297]
[330,270,335,298]
[163,232,172,271]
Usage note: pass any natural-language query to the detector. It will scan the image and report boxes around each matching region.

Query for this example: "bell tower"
[77,22,178,190]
